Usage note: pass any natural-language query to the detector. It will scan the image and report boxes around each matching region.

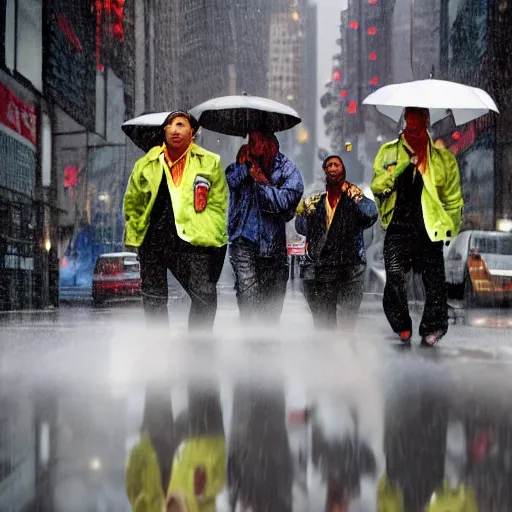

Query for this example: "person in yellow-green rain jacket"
[123,110,228,331]
[126,384,226,512]
[371,107,463,347]
[377,474,478,512]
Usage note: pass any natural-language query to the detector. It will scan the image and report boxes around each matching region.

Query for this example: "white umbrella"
[362,79,499,126]
[190,95,302,137]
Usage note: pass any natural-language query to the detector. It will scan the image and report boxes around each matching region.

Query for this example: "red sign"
[96,0,126,71]
[287,242,306,256]
[0,82,37,145]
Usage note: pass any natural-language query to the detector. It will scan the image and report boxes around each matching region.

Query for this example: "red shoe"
[399,330,412,343]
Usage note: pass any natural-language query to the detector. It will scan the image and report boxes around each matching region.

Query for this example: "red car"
[92,252,141,306]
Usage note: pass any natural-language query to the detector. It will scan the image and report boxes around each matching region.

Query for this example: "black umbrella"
[189,95,302,137]
[121,111,169,153]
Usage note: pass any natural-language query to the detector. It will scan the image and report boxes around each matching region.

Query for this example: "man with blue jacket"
[225,132,304,324]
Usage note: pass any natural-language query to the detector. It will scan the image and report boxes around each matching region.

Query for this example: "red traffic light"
[349,21,359,29]
[369,76,379,86]
[367,26,377,35]
[369,0,377,4]
[347,101,358,114]
[332,70,341,82]
[340,89,348,98]
[368,51,377,61]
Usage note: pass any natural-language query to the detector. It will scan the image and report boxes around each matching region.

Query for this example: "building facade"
[0,0,53,311]
[432,0,512,231]
[49,0,139,290]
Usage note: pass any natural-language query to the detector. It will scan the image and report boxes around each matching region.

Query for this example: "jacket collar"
[146,142,206,162]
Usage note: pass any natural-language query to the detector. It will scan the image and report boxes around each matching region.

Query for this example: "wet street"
[1,291,512,511]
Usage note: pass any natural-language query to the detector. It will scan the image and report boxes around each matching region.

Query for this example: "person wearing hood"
[123,111,228,331]
[295,155,377,330]
[225,131,304,324]
[371,107,463,346]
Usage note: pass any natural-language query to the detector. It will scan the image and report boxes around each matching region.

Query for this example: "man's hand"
[249,161,270,185]
[342,182,364,203]
[236,144,252,167]
[296,195,320,216]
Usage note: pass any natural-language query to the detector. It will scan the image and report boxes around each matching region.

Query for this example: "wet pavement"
[1,294,512,511]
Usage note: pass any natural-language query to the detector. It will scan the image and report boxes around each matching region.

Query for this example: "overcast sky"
[311,0,348,153]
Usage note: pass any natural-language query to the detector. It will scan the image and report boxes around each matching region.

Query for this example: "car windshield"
[472,236,512,255]
[94,258,124,275]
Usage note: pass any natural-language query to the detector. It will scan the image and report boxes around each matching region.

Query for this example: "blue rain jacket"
[225,152,304,256]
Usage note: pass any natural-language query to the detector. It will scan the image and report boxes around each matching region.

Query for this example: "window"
[4,0,42,91]
[473,236,512,256]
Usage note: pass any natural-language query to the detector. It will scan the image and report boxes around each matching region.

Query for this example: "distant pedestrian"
[295,155,377,330]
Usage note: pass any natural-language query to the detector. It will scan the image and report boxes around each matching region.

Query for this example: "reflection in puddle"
[1,340,512,511]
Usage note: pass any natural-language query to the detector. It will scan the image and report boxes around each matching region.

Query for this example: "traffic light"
[320,91,332,108]
[347,101,358,115]
[332,69,342,82]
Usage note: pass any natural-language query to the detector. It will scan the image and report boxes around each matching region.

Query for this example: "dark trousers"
[138,241,227,331]
[383,228,448,336]
[303,264,365,330]
[229,238,289,324]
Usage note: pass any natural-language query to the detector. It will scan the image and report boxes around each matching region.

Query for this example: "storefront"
[0,82,38,310]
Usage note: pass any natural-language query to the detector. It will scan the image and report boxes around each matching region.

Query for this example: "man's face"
[248,132,272,157]
[404,108,429,133]
[324,157,345,184]
[164,116,194,151]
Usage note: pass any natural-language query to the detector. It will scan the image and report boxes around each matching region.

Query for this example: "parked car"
[91,252,141,306]
[444,230,512,307]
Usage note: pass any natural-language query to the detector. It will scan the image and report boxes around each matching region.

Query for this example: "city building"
[48,0,139,291]
[0,0,52,310]
[299,1,317,183]
[321,0,395,185]
[432,0,512,231]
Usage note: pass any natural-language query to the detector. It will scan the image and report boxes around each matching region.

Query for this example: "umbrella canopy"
[362,79,499,126]
[189,95,302,137]
[122,112,170,153]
